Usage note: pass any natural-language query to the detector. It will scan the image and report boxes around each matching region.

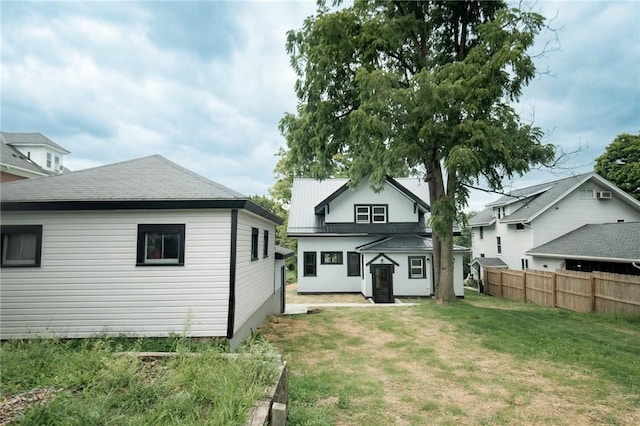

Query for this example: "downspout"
[227,209,239,339]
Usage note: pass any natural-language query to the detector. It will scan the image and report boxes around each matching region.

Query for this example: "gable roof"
[314,176,430,215]
[357,235,469,252]
[288,177,430,235]
[0,155,282,224]
[527,222,640,262]
[469,173,640,226]
[1,132,70,154]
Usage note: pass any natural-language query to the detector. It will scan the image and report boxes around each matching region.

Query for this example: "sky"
[1,1,639,212]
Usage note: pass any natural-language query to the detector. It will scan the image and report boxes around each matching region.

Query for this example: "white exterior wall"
[471,182,640,272]
[14,146,64,173]
[233,211,277,334]
[360,252,433,297]
[325,179,419,223]
[0,209,232,339]
[297,236,369,293]
[531,182,640,247]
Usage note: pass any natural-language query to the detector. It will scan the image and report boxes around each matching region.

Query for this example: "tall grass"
[1,335,279,425]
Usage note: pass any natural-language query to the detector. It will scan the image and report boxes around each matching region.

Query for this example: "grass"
[259,290,640,425]
[1,334,280,425]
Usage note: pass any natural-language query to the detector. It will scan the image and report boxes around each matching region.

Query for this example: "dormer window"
[355,205,387,224]
[54,156,60,171]
[46,152,52,168]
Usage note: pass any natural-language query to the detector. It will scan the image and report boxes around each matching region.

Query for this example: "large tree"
[279,0,555,302]
[594,132,640,199]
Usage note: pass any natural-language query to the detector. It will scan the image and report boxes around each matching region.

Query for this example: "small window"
[515,223,525,231]
[46,152,52,168]
[1,225,43,267]
[251,228,259,260]
[355,206,370,223]
[263,230,269,258]
[409,256,425,279]
[521,258,529,270]
[303,252,317,276]
[496,208,501,219]
[54,156,60,171]
[480,253,485,258]
[137,224,185,266]
[321,251,343,264]
[347,252,360,276]
[371,205,387,223]
[496,236,502,255]
[580,189,595,199]
[479,226,484,239]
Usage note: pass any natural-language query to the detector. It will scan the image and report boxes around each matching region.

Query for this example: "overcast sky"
[2,1,638,212]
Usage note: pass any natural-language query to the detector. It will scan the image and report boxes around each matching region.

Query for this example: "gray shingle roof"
[0,154,247,202]
[470,257,508,268]
[527,222,640,262]
[1,132,70,154]
[1,139,48,175]
[357,235,469,252]
[469,173,622,226]
[288,177,430,235]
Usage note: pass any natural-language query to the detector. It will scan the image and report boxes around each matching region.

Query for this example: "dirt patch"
[0,387,61,426]
[286,282,370,304]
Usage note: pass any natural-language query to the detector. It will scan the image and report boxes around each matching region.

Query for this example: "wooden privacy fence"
[483,268,640,314]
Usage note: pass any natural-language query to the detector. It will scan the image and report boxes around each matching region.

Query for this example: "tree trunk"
[434,169,458,303]
[426,167,440,296]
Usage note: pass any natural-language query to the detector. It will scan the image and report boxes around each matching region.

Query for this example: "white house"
[0,155,283,349]
[469,172,640,281]
[1,132,70,182]
[288,177,467,302]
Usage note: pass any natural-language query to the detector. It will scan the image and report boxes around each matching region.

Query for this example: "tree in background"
[594,132,640,199]
[454,211,477,279]
[278,0,555,302]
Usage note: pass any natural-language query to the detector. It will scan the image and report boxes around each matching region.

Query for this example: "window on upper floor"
[46,152,52,168]
[1,225,43,267]
[515,223,525,231]
[355,205,387,224]
[580,189,596,199]
[479,226,484,239]
[496,236,502,255]
[54,156,60,171]
[137,224,185,266]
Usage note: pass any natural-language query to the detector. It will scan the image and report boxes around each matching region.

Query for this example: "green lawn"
[1,335,280,425]
[259,291,640,425]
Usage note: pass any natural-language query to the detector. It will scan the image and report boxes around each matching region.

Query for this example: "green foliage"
[278,1,556,302]
[594,132,640,199]
[1,336,279,425]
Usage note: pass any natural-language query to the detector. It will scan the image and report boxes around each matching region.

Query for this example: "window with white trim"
[580,189,595,199]
[496,236,502,255]
[372,206,387,223]
[251,228,259,260]
[1,225,43,267]
[355,206,370,223]
[408,256,426,279]
[137,224,185,266]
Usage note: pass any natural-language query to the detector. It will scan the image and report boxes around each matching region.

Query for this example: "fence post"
[590,274,596,312]
[522,271,527,303]
[499,270,503,297]
[483,268,487,295]
[551,272,556,308]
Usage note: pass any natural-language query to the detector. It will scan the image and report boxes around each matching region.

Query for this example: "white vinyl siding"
[0,210,232,339]
[233,211,276,334]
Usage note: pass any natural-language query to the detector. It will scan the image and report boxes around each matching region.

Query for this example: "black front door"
[372,264,394,303]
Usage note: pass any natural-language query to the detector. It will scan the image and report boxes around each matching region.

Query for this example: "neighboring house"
[527,222,640,276]
[1,132,70,182]
[469,172,640,281]
[0,155,283,349]
[288,177,467,302]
